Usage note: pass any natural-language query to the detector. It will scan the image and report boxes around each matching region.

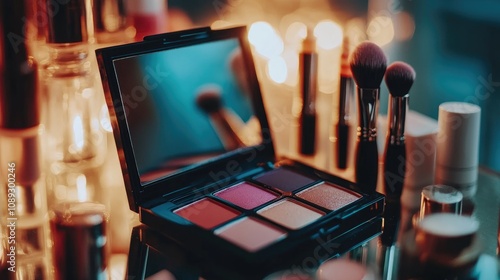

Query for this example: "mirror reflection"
[113,38,261,184]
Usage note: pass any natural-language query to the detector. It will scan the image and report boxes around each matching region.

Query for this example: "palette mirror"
[112,38,262,185]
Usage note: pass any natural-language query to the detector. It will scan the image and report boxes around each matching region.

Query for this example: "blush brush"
[349,42,387,192]
[381,61,415,246]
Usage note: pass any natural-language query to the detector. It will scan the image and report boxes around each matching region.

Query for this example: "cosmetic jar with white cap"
[435,102,481,199]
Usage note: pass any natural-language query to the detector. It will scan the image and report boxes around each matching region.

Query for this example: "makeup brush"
[349,42,387,192]
[381,61,415,246]
[196,87,246,150]
[335,37,354,169]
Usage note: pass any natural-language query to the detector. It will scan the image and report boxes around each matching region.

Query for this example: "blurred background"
[2,0,499,278]
[20,0,500,172]
[166,0,500,172]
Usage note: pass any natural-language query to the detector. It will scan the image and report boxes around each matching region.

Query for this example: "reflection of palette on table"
[96,26,384,278]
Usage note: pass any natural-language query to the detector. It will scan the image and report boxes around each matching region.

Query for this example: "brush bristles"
[196,88,222,114]
[349,42,387,89]
[385,61,416,97]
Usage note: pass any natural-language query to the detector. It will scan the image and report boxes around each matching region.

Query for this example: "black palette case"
[96,26,384,279]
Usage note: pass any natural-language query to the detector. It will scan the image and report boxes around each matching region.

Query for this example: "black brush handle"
[382,142,406,246]
[336,123,349,169]
[355,140,378,192]
[383,143,406,200]
[381,201,401,246]
[300,113,316,155]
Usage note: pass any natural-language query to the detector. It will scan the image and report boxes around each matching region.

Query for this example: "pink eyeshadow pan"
[174,198,240,229]
[214,182,278,209]
[296,182,361,210]
[215,217,287,252]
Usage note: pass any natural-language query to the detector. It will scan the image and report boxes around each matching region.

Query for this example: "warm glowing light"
[282,49,299,86]
[314,20,343,50]
[211,20,234,30]
[248,21,284,59]
[248,22,275,44]
[100,104,112,132]
[285,22,307,44]
[82,88,93,98]
[76,174,87,202]
[345,17,367,47]
[73,116,84,151]
[367,16,394,46]
[395,12,415,41]
[267,56,287,84]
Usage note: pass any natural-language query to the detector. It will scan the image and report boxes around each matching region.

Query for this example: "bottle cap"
[419,184,463,220]
[435,102,480,197]
[50,202,109,280]
[46,0,88,43]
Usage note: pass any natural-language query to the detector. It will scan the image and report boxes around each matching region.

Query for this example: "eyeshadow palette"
[96,26,384,276]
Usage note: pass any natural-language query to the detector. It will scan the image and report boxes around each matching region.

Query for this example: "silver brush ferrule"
[388,95,409,145]
[357,88,380,141]
[339,77,355,126]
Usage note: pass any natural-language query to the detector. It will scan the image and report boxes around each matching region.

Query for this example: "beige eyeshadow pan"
[257,198,324,230]
[296,182,361,210]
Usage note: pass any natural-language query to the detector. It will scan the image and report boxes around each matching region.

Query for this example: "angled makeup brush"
[196,87,246,150]
[381,61,415,246]
[349,42,387,192]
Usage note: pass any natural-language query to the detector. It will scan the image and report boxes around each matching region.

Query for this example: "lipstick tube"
[298,32,318,155]
[335,37,355,169]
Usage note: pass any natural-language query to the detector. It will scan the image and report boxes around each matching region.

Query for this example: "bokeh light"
[314,20,343,50]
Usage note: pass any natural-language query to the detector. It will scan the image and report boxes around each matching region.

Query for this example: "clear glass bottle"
[42,44,105,167]
[41,0,106,204]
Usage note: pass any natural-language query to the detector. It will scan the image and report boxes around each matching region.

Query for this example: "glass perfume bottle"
[42,45,105,166]
[41,0,106,203]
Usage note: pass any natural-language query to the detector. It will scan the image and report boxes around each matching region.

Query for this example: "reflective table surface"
[122,169,499,280]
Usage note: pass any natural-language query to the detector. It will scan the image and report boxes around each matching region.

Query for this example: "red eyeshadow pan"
[174,198,240,229]
[215,182,278,209]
